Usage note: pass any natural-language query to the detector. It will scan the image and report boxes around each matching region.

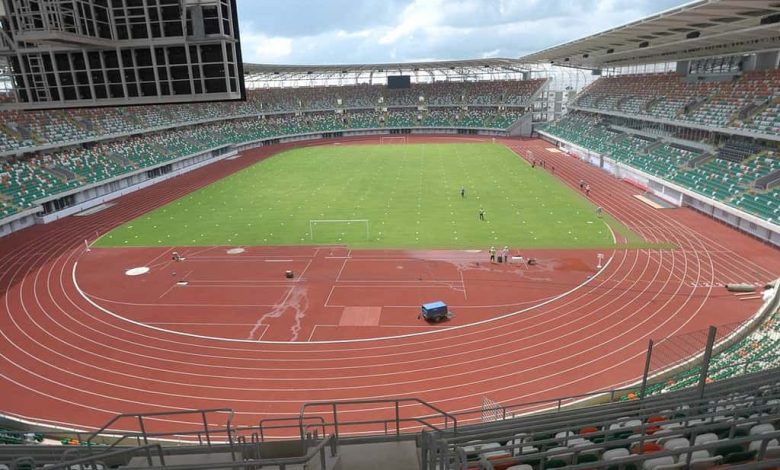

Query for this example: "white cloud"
[241,31,293,62]
[236,0,694,64]
[379,0,447,45]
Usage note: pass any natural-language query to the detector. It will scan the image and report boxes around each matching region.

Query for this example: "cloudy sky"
[235,0,694,65]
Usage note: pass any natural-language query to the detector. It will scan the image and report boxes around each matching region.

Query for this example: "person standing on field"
[461,186,465,198]
[489,246,496,263]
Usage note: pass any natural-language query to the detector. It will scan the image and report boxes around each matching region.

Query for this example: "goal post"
[309,219,370,243]
[380,136,407,144]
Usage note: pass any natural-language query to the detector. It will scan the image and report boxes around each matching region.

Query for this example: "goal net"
[481,396,504,423]
[380,136,408,144]
[309,219,370,243]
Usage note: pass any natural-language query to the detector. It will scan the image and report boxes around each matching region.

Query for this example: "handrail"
[429,380,780,469]
[45,444,166,470]
[113,434,336,470]
[83,408,235,449]
[299,397,458,443]
[425,373,780,465]
[442,387,780,449]
[258,416,326,442]
[417,349,780,430]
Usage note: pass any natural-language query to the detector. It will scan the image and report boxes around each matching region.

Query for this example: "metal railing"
[81,408,235,450]
[47,436,337,470]
[44,444,166,470]
[299,397,458,445]
[258,416,326,442]
[137,435,335,470]
[426,370,780,469]
[479,431,780,470]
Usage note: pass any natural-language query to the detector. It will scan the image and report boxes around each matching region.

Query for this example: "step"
[121,451,237,468]
[336,441,420,470]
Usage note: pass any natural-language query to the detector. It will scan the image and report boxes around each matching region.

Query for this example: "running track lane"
[0,136,777,437]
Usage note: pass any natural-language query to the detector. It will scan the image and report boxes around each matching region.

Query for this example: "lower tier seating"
[539,114,780,224]
[429,368,780,470]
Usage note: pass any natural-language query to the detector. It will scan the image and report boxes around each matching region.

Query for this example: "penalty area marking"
[125,267,150,276]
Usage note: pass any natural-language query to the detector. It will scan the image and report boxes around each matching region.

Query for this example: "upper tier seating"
[575,71,780,135]
[0,107,524,218]
[0,79,546,154]
[536,113,617,156]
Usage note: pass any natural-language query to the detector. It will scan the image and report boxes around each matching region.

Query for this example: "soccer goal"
[380,136,407,144]
[309,219,370,243]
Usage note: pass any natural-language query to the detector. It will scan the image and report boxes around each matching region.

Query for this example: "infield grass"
[97,143,640,249]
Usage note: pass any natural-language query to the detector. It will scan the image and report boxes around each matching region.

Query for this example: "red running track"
[75,244,608,342]
[0,136,778,437]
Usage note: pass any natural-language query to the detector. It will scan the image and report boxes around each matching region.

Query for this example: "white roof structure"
[242,58,532,85]
[521,0,780,69]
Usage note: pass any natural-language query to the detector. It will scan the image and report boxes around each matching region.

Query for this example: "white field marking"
[148,322,260,326]
[143,247,176,269]
[182,280,300,285]
[27,153,724,374]
[644,251,688,285]
[158,282,180,300]
[19,226,696,398]
[265,259,294,263]
[125,267,150,276]
[73,250,614,344]
[296,259,314,280]
[252,324,269,340]
[79,292,281,308]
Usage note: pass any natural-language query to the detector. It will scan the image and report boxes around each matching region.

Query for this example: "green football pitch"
[97,143,635,249]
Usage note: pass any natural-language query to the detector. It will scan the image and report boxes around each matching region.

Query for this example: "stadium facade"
[0,1,779,468]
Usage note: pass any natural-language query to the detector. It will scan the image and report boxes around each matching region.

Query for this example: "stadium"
[0,0,779,468]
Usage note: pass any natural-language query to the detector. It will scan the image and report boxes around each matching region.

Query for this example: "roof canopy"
[242,58,532,84]
[520,0,780,69]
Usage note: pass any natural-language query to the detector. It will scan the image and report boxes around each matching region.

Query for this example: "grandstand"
[532,0,780,246]
[0,69,544,232]
[1,0,780,469]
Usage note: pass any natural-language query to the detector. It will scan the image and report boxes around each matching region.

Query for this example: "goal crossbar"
[380,136,407,144]
[309,219,370,241]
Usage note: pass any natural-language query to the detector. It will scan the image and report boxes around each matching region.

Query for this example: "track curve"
[1,136,778,437]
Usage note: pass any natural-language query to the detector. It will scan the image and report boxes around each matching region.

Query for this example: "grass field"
[97,143,634,249]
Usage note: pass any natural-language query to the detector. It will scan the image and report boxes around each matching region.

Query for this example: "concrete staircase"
[336,441,419,470]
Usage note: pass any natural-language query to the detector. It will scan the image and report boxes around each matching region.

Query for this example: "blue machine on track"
[420,301,448,322]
